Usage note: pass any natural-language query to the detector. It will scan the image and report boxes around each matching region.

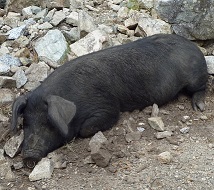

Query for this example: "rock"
[35,29,68,64]
[148,117,165,131]
[4,130,24,158]
[125,131,142,142]
[7,25,27,40]
[151,103,159,117]
[14,36,30,48]
[83,155,95,165]
[89,131,108,150]
[181,115,190,123]
[89,132,111,167]
[0,149,15,180]
[117,7,129,19]
[117,24,130,35]
[13,162,24,170]
[70,30,108,57]
[3,12,21,28]
[62,27,79,43]
[0,113,9,122]
[78,10,97,38]
[158,151,173,164]
[37,22,53,30]
[25,62,49,84]
[0,89,15,105]
[44,0,70,9]
[24,81,40,91]
[124,17,138,30]
[0,34,7,45]
[155,0,214,40]
[66,11,78,26]
[7,0,44,13]
[155,131,173,139]
[70,0,83,9]
[0,76,16,88]
[34,8,48,20]
[45,8,56,22]
[180,127,190,134]
[205,56,214,74]
[12,68,28,88]
[29,158,54,181]
[137,16,172,36]
[50,10,66,26]
[139,0,154,9]
[47,152,67,169]
[200,115,208,120]
[0,54,21,74]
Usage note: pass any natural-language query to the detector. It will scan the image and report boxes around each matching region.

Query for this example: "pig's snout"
[23,157,39,168]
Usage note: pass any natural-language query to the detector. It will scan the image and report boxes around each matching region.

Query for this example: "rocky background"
[0,0,214,189]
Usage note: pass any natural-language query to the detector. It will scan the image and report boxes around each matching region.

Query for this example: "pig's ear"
[11,95,27,132]
[46,95,76,137]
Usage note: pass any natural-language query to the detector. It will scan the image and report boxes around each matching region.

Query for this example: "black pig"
[11,34,208,168]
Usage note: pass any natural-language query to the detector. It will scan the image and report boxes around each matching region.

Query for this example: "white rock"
[7,25,27,40]
[151,103,159,117]
[50,10,66,26]
[179,127,190,134]
[78,10,97,38]
[70,30,108,57]
[37,22,53,30]
[29,158,54,181]
[118,7,129,18]
[0,89,15,105]
[35,29,68,64]
[89,131,108,151]
[148,117,165,131]
[155,131,173,139]
[4,130,24,158]
[158,151,173,164]
[0,149,15,180]
[205,56,214,74]
[0,113,9,122]
[138,16,172,36]
[66,11,78,26]
[12,68,28,88]
[0,76,16,88]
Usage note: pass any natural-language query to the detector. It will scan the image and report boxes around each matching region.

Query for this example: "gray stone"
[47,152,67,169]
[158,151,173,164]
[35,29,68,64]
[83,155,95,165]
[148,117,165,131]
[34,8,48,20]
[89,132,111,167]
[151,103,159,117]
[138,16,172,36]
[155,131,173,139]
[0,113,8,122]
[70,0,83,9]
[0,149,15,180]
[13,162,24,170]
[50,10,66,26]
[45,8,56,22]
[7,25,27,40]
[0,54,21,72]
[44,0,70,9]
[117,24,130,35]
[0,89,15,105]
[37,22,53,30]
[70,30,108,57]
[117,7,129,19]
[3,12,21,28]
[29,158,54,181]
[89,131,108,150]
[62,27,79,43]
[66,11,78,26]
[139,0,154,9]
[155,0,214,40]
[4,130,24,158]
[78,10,97,38]
[25,62,49,83]
[205,56,214,74]
[0,76,16,88]
[12,68,27,88]
[125,131,142,142]
[22,6,33,17]
[24,81,40,91]
[180,127,190,134]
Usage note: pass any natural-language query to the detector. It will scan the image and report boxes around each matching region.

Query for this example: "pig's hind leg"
[186,82,207,111]
[79,108,120,138]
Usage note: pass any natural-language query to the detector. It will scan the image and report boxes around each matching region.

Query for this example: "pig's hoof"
[192,101,205,112]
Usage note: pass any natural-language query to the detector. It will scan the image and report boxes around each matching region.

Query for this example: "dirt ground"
[0,76,213,190]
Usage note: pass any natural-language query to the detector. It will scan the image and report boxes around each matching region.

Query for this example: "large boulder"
[155,0,214,40]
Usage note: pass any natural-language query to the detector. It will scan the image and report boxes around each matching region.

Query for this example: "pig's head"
[11,94,76,168]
